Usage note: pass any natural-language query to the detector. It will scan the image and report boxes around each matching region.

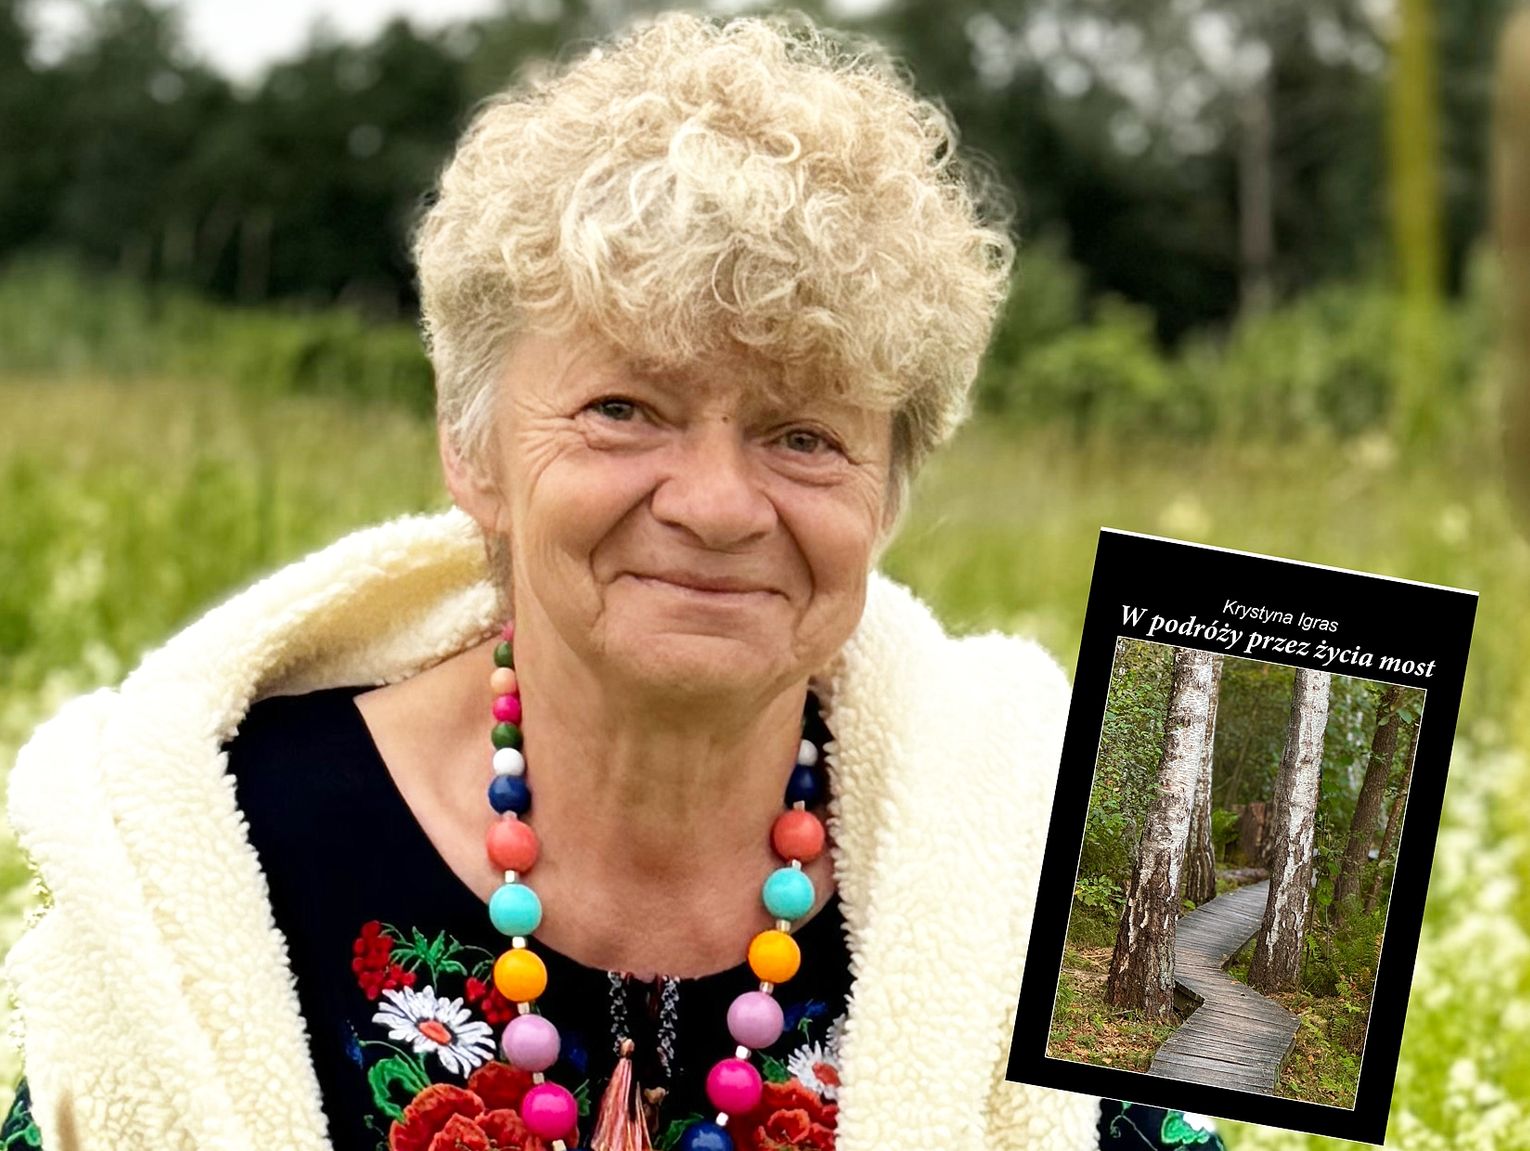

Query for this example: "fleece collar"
[5,506,1098,1151]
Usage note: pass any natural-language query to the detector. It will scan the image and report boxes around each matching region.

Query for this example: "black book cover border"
[1005,527,1479,1146]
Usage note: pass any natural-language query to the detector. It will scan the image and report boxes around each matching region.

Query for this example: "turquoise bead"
[761,866,815,920]
[489,882,543,936]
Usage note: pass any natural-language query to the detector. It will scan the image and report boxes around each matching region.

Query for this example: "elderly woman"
[0,11,1196,1151]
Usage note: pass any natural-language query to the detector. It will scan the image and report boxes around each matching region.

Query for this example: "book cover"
[1006,528,1478,1145]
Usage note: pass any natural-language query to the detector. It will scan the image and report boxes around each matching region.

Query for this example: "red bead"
[493,693,522,724]
[501,621,515,642]
[487,818,540,872]
[771,809,825,862]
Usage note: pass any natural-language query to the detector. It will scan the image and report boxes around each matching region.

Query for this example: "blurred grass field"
[3,359,1530,1146]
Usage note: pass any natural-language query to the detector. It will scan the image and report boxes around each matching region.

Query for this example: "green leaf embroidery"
[365,1053,432,1120]
[656,1113,707,1150]
[1160,1110,1215,1146]
[1,1118,39,1150]
[760,1053,790,1083]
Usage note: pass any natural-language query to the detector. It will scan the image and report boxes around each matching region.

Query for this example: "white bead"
[493,747,526,776]
[735,1044,751,1059]
[775,918,791,932]
[513,936,527,948]
[506,870,518,884]
[715,1112,729,1126]
[759,980,774,994]
[796,738,818,767]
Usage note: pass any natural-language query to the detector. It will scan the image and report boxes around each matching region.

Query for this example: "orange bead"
[494,948,547,1002]
[487,818,539,872]
[748,930,800,984]
[490,667,518,695]
[770,810,825,863]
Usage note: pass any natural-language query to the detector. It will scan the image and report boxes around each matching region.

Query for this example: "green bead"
[492,721,523,750]
[494,641,515,669]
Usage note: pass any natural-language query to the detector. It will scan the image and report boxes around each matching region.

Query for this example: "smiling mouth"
[630,575,775,598]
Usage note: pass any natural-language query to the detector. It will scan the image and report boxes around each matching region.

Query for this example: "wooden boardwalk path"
[1145,880,1300,1093]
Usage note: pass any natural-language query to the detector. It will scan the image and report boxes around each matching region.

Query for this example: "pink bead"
[501,1013,560,1070]
[705,1057,763,1114]
[493,693,522,724]
[501,621,515,642]
[726,991,784,1049]
[490,667,518,695]
[520,1081,577,1139]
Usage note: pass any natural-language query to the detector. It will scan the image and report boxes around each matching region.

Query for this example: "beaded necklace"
[481,620,829,1151]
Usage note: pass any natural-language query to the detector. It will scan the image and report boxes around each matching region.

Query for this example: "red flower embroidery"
[353,920,418,1001]
[465,975,516,1027]
[731,1079,837,1151]
[389,1061,552,1151]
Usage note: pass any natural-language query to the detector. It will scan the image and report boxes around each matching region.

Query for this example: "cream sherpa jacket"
[3,506,1099,1151]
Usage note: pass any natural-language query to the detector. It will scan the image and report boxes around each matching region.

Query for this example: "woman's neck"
[513,641,813,885]
[364,632,835,977]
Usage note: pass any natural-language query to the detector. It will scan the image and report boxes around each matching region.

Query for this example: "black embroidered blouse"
[1,683,1225,1151]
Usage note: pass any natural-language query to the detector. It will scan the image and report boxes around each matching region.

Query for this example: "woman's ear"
[438,422,506,535]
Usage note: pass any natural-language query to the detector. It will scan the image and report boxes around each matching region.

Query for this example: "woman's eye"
[781,428,840,455]
[587,397,639,421]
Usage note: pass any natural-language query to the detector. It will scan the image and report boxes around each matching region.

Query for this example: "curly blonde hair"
[412,8,1014,545]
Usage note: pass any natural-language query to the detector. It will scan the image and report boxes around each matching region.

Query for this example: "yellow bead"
[748,929,800,984]
[494,948,548,1002]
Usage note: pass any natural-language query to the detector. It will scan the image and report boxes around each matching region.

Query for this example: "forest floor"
[1047,937,1180,1072]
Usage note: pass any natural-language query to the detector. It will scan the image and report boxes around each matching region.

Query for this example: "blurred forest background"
[4,0,1530,1148]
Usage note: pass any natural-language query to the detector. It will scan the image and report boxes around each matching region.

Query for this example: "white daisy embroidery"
[785,1011,847,1101]
[372,984,496,1076]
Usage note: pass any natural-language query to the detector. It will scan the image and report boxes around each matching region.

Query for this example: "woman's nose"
[650,421,776,548]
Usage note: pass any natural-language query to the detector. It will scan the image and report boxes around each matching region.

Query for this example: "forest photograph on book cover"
[1007,528,1476,1145]
[1047,637,1424,1111]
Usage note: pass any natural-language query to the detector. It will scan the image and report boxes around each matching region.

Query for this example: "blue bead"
[784,762,821,806]
[488,882,542,936]
[762,866,815,919]
[488,774,531,815]
[678,1122,734,1151]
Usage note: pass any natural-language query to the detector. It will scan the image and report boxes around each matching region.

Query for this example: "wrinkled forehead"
[526,321,889,419]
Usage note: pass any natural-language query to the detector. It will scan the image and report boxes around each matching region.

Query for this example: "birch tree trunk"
[1366,717,1419,914]
[1249,668,1331,994]
[1184,655,1225,906]
[1106,648,1217,1019]
[1333,684,1404,916]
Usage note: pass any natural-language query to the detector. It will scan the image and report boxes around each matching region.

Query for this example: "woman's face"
[446,328,894,701]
